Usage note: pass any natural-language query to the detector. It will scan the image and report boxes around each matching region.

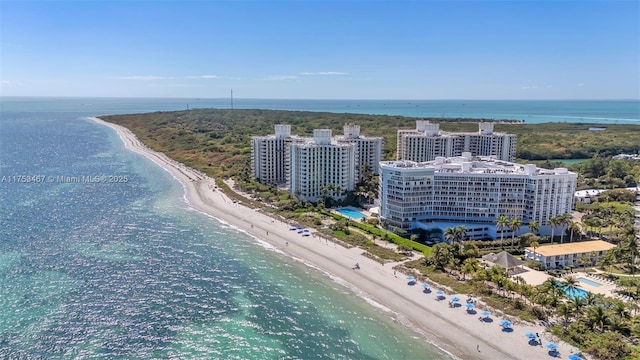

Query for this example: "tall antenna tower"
[231,89,234,110]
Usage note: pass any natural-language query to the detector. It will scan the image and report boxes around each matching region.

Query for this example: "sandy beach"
[93,116,583,360]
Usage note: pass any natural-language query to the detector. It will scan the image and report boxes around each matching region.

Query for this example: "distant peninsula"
[100,108,640,180]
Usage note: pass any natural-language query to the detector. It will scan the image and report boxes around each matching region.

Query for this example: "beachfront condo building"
[378,153,578,240]
[251,124,383,201]
[397,121,516,162]
[336,123,384,182]
[289,129,356,202]
[251,124,302,185]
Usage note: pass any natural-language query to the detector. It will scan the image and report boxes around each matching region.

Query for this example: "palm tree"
[496,215,509,246]
[542,277,565,299]
[612,300,630,320]
[559,213,572,244]
[569,296,586,319]
[622,238,640,274]
[588,306,609,332]
[578,256,591,272]
[445,227,458,245]
[567,220,581,242]
[456,225,468,242]
[530,240,540,261]
[509,218,522,249]
[598,251,616,273]
[557,303,571,326]
[589,251,597,267]
[583,292,599,307]
[455,225,468,251]
[549,216,560,244]
[461,258,480,280]
[430,243,454,272]
[528,220,539,235]
[562,276,581,299]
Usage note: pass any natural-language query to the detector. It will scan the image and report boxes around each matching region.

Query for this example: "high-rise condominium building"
[336,123,384,182]
[290,129,356,202]
[251,124,299,185]
[397,121,516,162]
[251,124,383,201]
[379,153,577,239]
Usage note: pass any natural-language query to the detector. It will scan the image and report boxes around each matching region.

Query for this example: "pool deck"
[570,272,618,297]
[516,268,619,298]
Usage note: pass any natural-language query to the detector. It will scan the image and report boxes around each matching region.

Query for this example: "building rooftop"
[527,240,616,257]
[381,155,575,177]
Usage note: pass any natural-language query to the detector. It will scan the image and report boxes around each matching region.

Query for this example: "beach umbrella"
[421,283,431,289]
[480,310,491,318]
[525,332,537,339]
[303,229,310,232]
[406,275,415,282]
[465,303,475,310]
[436,290,445,295]
[450,296,460,302]
[499,320,512,328]
[567,355,582,360]
[545,343,558,351]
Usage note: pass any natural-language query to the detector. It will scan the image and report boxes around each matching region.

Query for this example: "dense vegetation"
[101,108,640,180]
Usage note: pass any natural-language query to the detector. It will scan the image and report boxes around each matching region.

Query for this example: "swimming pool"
[336,208,366,220]
[578,277,602,287]
[564,286,588,299]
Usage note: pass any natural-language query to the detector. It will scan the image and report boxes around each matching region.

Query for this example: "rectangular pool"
[578,277,602,287]
[336,208,366,220]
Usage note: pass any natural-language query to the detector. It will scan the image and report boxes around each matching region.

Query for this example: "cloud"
[187,75,218,79]
[263,75,298,81]
[148,83,202,88]
[113,75,219,81]
[577,83,584,87]
[112,75,172,81]
[521,85,539,90]
[299,71,348,75]
[1,80,24,86]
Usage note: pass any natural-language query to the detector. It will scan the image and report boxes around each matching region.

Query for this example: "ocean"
[0,97,637,359]
[3,96,639,124]
[0,97,449,359]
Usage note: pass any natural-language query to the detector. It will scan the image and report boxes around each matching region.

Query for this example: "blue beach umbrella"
[406,275,415,282]
[480,310,491,318]
[499,320,512,328]
[450,296,460,302]
[421,283,431,289]
[567,354,582,360]
[525,332,537,339]
[545,343,558,351]
[465,303,475,310]
[436,290,445,295]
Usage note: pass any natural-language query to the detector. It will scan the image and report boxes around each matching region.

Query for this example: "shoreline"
[91,116,583,360]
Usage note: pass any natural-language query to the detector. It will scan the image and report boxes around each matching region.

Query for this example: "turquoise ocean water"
[0,97,638,359]
[0,97,449,359]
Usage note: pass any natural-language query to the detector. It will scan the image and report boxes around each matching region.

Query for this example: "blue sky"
[1,1,638,99]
